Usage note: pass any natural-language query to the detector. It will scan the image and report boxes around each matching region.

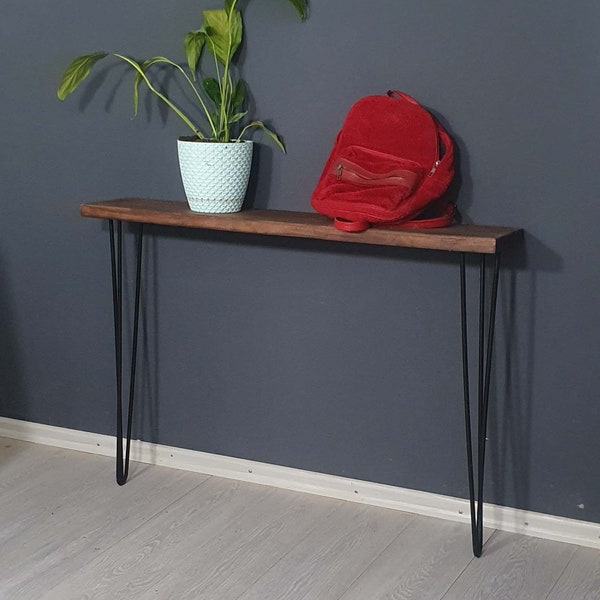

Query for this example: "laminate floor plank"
[442,531,578,600]
[0,439,208,600]
[41,477,282,599]
[546,546,600,600]
[0,437,67,496]
[130,488,343,599]
[338,518,493,600]
[2,439,600,600]
[0,444,107,539]
[235,502,414,600]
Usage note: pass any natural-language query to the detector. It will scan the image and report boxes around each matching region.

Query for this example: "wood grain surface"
[80,198,523,254]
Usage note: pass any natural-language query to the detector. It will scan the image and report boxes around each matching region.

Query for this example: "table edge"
[80,199,523,255]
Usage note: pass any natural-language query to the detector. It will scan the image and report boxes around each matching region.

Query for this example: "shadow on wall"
[489,234,563,516]
[430,113,474,224]
[243,144,274,210]
[0,254,26,423]
[441,120,563,516]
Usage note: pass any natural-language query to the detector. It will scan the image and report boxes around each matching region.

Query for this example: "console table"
[81,198,523,557]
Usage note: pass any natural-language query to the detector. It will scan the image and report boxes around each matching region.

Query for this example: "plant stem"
[210,41,225,139]
[154,56,218,138]
[221,0,239,143]
[114,54,202,138]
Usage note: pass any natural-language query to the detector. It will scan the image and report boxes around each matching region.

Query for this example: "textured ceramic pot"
[177,138,253,213]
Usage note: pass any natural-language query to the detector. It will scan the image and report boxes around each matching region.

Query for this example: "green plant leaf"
[202,77,221,107]
[184,30,206,78]
[238,121,286,153]
[228,111,247,124]
[202,9,243,65]
[57,52,108,100]
[231,79,245,110]
[132,63,145,117]
[285,0,308,21]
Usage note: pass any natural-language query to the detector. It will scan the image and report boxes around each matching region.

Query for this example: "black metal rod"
[460,253,477,552]
[109,221,144,485]
[475,253,500,547]
[120,224,144,484]
[460,252,502,557]
[109,221,125,483]
[474,255,486,556]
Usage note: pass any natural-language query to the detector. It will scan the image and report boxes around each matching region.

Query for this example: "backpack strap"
[385,201,455,229]
[333,201,454,232]
[333,217,371,232]
[387,90,420,104]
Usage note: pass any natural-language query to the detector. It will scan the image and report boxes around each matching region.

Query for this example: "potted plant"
[57,0,307,213]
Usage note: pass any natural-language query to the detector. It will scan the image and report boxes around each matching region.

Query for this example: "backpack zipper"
[428,160,441,176]
[333,159,419,189]
[427,114,441,176]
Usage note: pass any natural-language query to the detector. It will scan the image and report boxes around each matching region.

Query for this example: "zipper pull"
[428,160,441,177]
[336,164,343,180]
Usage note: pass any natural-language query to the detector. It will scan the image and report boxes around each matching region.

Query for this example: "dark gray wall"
[2,1,599,522]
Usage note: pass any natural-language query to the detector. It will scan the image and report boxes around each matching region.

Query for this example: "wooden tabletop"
[80,198,523,254]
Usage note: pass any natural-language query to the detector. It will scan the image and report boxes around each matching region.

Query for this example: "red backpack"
[311,91,455,232]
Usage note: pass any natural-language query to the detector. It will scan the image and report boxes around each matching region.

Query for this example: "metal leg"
[460,252,500,556]
[109,220,144,485]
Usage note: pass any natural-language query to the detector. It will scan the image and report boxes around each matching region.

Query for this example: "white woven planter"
[177,139,253,213]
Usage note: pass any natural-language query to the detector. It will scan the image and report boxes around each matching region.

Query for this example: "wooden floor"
[1,438,598,599]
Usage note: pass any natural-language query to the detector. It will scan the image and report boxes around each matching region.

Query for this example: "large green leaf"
[184,30,206,78]
[57,52,108,100]
[230,79,245,111]
[202,77,221,107]
[202,9,243,66]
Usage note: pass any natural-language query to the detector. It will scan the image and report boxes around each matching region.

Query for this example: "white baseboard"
[1,416,598,550]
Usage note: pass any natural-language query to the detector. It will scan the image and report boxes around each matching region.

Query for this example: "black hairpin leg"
[460,252,500,556]
[109,220,144,485]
